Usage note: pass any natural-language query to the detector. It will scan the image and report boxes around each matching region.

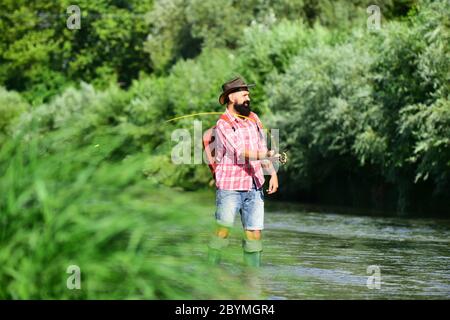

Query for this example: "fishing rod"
[166,111,288,165]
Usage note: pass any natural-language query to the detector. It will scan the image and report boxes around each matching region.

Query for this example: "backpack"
[202,112,264,180]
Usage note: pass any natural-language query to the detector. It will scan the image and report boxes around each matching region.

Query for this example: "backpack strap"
[202,113,235,179]
[248,112,267,145]
[202,127,217,178]
[249,112,263,130]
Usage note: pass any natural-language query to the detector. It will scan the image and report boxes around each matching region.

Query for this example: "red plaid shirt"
[214,108,267,190]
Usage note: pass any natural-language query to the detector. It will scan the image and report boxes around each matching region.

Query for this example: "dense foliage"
[268,0,449,214]
[1,0,414,103]
[1,0,154,104]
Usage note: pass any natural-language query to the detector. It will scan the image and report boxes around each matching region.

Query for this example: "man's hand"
[266,174,279,194]
[266,150,281,161]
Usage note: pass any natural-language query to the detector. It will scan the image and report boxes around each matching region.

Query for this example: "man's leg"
[242,230,263,267]
[241,186,264,267]
[208,189,240,265]
[245,230,261,240]
[217,226,231,238]
[208,226,230,265]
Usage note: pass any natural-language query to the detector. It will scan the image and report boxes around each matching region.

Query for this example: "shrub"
[0,87,29,145]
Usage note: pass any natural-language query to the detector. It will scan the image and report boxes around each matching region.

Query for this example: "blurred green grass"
[0,117,249,299]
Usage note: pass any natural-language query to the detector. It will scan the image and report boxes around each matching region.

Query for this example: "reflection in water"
[219,206,450,299]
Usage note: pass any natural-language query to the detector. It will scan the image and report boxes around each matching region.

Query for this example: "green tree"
[267,0,449,214]
[0,0,154,104]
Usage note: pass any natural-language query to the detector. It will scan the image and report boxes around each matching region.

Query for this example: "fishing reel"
[267,132,287,164]
[269,150,288,164]
[279,151,288,164]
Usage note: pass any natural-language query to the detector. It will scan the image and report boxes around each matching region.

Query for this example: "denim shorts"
[215,182,264,230]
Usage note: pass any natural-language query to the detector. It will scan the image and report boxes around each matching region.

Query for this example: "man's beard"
[234,101,251,117]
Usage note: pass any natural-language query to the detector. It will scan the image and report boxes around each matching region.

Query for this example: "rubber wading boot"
[207,236,229,265]
[242,239,263,267]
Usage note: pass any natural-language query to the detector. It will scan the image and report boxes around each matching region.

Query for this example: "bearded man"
[207,77,281,267]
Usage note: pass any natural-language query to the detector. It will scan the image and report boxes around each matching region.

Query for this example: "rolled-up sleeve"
[216,120,244,159]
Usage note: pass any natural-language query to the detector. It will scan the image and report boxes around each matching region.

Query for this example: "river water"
[220,203,450,299]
